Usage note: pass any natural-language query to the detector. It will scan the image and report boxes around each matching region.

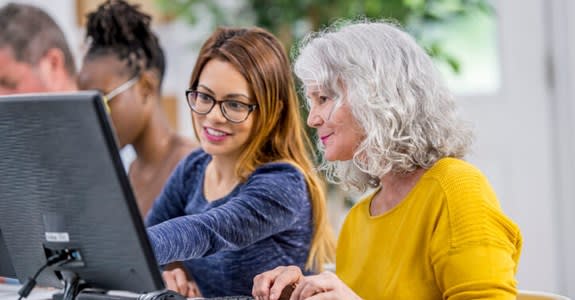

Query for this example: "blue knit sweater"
[146,150,313,297]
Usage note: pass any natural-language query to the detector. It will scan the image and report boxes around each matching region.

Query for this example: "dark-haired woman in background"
[77,0,197,217]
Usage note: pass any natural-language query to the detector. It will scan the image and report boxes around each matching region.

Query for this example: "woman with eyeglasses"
[252,20,522,300]
[145,27,336,298]
[77,0,197,217]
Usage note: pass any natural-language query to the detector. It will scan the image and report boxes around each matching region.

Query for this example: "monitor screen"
[0,92,163,294]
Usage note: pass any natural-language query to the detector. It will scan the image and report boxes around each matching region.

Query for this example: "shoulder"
[425,157,496,204]
[173,138,199,163]
[178,148,210,174]
[426,157,484,186]
[425,157,495,211]
[241,161,310,203]
[165,149,209,188]
[247,161,307,185]
[427,158,521,250]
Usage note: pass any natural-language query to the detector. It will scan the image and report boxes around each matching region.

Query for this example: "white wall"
[546,0,575,296]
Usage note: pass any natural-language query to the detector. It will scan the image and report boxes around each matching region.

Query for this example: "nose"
[205,102,227,123]
[307,106,323,128]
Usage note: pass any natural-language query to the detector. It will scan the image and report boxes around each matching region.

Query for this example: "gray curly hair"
[293,19,473,192]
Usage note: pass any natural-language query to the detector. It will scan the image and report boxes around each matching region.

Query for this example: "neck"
[131,104,177,164]
[60,75,78,91]
[371,168,426,215]
[208,153,241,183]
[48,74,77,92]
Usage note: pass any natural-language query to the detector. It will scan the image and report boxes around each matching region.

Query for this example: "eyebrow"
[197,84,250,100]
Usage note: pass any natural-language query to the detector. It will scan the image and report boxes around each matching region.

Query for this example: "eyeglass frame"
[100,75,139,113]
[185,89,258,123]
[104,75,139,103]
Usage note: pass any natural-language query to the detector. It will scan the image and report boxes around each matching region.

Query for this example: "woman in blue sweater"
[145,27,335,297]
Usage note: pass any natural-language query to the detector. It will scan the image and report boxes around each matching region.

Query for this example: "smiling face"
[306,86,365,161]
[192,59,255,160]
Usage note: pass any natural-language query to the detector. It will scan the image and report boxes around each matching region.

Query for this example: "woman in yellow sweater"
[252,20,522,300]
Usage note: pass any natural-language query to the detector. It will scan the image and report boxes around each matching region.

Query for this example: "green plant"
[155,0,492,73]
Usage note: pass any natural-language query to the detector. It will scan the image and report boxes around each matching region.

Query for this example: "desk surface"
[0,283,256,300]
[0,283,58,300]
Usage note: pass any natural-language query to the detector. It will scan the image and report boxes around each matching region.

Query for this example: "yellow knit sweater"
[336,158,522,299]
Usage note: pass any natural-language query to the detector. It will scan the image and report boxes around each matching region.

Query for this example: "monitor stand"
[50,271,186,300]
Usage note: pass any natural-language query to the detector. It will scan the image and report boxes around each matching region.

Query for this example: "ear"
[37,48,67,90]
[137,71,160,102]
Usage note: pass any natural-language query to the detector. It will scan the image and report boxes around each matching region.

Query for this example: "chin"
[201,144,232,157]
[323,151,339,162]
[323,149,354,162]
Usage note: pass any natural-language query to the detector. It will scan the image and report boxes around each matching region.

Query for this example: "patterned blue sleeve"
[145,150,202,226]
[146,162,309,265]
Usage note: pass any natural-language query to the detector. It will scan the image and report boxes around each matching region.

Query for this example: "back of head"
[0,2,76,77]
[189,27,336,270]
[84,0,165,89]
[294,20,473,192]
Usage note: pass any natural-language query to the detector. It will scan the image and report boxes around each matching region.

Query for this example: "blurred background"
[1,0,573,296]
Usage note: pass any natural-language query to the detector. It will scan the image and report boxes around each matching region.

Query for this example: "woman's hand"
[252,266,304,300]
[288,271,361,300]
[162,262,202,297]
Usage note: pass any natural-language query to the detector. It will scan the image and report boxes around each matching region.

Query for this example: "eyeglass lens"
[187,91,254,123]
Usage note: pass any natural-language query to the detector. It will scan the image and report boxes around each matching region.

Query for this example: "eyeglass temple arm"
[104,76,140,101]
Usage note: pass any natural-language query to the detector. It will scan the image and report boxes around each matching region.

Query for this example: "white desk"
[0,284,207,300]
[0,283,58,300]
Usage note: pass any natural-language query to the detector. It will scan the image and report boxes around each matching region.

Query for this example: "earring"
[368,176,380,188]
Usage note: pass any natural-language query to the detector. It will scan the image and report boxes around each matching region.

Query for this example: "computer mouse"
[138,289,187,300]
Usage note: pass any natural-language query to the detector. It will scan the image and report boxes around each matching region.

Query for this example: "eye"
[196,92,213,103]
[224,100,249,112]
[318,96,330,104]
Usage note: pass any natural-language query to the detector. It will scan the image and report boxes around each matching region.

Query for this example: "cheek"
[192,115,203,136]
[17,77,46,93]
[109,98,145,141]
[335,119,364,154]
[235,121,254,144]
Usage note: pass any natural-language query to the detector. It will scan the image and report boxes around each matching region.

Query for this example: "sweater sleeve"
[145,151,196,227]
[430,164,522,300]
[146,163,310,265]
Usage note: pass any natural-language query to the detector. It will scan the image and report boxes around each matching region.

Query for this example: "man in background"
[0,2,78,283]
[0,2,77,95]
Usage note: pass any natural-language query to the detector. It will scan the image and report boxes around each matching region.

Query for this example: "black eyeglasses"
[185,89,257,123]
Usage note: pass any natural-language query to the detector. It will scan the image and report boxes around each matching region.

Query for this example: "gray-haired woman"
[252,20,522,300]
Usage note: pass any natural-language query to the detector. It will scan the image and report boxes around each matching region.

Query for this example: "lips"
[320,133,333,144]
[206,127,227,136]
[203,126,230,142]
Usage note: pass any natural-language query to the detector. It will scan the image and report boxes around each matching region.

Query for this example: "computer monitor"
[0,229,17,278]
[0,92,164,297]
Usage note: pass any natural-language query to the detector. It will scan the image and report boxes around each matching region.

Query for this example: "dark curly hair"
[85,0,165,88]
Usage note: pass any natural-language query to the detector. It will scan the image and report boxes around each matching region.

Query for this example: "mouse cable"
[17,251,72,300]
